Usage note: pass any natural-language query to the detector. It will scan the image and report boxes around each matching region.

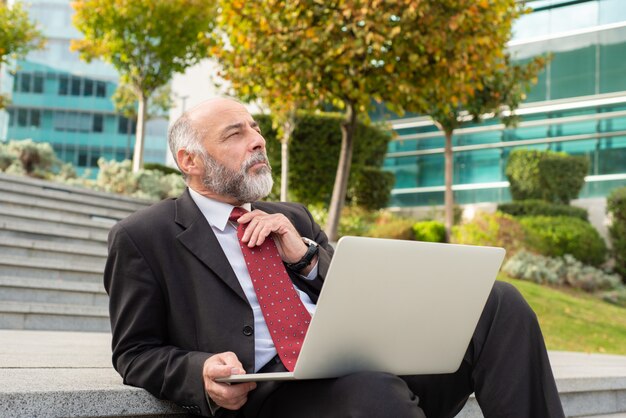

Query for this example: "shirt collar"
[188,187,252,232]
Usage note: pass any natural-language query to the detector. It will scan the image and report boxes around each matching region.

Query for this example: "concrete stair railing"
[0,173,152,332]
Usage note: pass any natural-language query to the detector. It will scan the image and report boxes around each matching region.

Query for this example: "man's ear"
[177,149,202,178]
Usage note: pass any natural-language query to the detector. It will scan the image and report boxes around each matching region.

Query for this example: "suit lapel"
[175,189,248,303]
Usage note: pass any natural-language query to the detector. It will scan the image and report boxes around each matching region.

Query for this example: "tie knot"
[229,207,248,223]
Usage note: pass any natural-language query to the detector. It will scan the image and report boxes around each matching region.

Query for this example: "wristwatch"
[285,237,319,272]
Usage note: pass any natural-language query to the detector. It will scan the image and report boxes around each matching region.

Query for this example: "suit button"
[243,325,253,336]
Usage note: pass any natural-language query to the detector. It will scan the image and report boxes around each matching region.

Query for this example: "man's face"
[187,99,273,203]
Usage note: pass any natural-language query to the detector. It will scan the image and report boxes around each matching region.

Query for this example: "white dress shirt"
[188,188,318,371]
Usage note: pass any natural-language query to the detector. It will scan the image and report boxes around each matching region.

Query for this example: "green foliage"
[498,199,588,221]
[451,211,527,257]
[412,221,446,243]
[506,149,589,204]
[0,2,45,108]
[365,212,415,240]
[143,162,180,176]
[607,187,626,281]
[349,167,395,211]
[503,251,621,293]
[602,286,626,308]
[520,216,606,267]
[71,0,216,170]
[112,82,173,120]
[257,112,392,208]
[307,204,377,239]
[0,139,60,178]
[96,159,185,200]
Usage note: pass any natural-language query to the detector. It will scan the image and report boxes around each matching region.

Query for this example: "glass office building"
[0,0,168,177]
[382,0,626,208]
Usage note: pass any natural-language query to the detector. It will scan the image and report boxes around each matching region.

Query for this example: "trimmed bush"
[412,221,446,243]
[1,139,60,178]
[505,149,589,204]
[520,215,606,267]
[503,251,621,292]
[96,159,184,200]
[498,199,588,221]
[451,211,527,257]
[257,112,392,207]
[365,212,415,240]
[607,186,626,281]
[602,286,626,308]
[144,162,180,175]
[349,166,395,211]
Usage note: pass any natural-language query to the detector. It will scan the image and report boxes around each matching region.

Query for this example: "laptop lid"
[291,236,505,379]
[217,236,505,383]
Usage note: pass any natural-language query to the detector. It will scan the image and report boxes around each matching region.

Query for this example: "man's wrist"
[285,237,319,272]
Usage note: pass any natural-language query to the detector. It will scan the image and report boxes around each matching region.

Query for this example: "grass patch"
[500,274,626,355]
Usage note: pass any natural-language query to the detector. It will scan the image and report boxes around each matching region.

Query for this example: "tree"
[71,0,217,172]
[112,82,172,159]
[0,1,45,109]
[394,0,545,238]
[212,0,434,240]
[216,2,320,201]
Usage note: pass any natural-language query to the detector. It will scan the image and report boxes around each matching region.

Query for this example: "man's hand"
[236,210,308,264]
[203,352,257,411]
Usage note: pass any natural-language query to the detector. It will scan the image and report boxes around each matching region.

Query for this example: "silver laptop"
[217,236,505,383]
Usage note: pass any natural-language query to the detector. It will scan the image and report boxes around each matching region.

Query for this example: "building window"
[84,79,94,96]
[71,76,81,96]
[30,110,41,127]
[33,73,44,93]
[20,73,32,92]
[118,116,137,135]
[59,75,69,95]
[93,114,103,132]
[17,109,28,126]
[96,81,106,97]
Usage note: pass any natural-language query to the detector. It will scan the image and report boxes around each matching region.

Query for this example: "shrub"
[258,112,392,207]
[413,221,446,243]
[307,204,377,239]
[498,199,588,221]
[503,251,621,292]
[519,216,606,267]
[349,166,395,211]
[602,286,626,308]
[607,187,626,281]
[1,139,60,178]
[96,159,184,200]
[451,211,527,257]
[365,212,415,240]
[144,162,180,175]
[505,149,589,204]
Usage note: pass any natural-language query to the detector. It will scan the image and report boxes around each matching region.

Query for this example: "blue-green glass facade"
[0,0,167,177]
[382,0,626,207]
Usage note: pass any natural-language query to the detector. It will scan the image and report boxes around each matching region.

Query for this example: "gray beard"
[201,151,273,203]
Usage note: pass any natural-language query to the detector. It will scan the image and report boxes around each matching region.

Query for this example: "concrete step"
[0,191,134,222]
[0,210,114,239]
[0,235,107,264]
[0,254,103,282]
[0,302,109,332]
[0,218,109,246]
[0,276,107,307]
[0,173,152,213]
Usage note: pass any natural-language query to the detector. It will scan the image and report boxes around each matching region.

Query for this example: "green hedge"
[451,211,527,256]
[498,199,588,221]
[505,149,589,204]
[412,221,446,243]
[519,215,606,267]
[607,187,626,281]
[256,112,393,208]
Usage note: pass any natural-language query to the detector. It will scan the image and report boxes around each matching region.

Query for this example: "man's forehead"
[187,99,253,129]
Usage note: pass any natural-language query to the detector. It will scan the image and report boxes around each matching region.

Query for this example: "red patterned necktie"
[229,207,311,371]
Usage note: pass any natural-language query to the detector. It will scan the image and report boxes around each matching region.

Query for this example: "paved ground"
[1,330,626,417]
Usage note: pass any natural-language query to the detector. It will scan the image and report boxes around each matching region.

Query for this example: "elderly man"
[104,98,565,418]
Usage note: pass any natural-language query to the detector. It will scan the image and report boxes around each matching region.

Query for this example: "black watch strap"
[285,237,319,272]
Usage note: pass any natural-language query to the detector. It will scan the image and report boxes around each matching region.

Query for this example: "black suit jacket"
[104,189,334,417]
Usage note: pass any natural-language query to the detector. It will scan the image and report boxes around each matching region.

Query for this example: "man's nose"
[248,129,266,151]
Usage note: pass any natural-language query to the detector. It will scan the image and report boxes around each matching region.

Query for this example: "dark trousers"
[239,281,565,418]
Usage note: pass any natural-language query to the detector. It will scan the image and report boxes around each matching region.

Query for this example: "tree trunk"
[132,92,147,173]
[280,116,295,201]
[444,129,454,242]
[325,102,357,242]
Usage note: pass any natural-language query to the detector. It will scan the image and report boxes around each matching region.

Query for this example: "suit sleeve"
[104,224,213,417]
